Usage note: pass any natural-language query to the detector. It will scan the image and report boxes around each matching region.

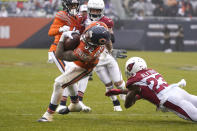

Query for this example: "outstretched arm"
[125,85,141,108]
[125,90,138,108]
[105,89,129,96]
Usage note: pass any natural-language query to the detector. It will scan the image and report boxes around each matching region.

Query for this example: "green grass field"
[0,49,197,131]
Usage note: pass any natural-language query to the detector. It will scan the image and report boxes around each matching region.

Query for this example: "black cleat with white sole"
[58,107,70,115]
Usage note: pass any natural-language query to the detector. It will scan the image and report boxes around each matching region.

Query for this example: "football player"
[85,0,126,111]
[47,0,91,112]
[106,57,197,122]
[79,4,88,18]
[58,0,126,112]
[38,22,111,122]
[48,0,83,69]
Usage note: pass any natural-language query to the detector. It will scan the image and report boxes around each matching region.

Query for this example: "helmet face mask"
[125,57,147,78]
[62,0,80,16]
[89,8,102,21]
[87,0,105,21]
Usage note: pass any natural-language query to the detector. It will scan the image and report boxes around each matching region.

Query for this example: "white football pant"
[162,86,197,121]
[50,61,91,105]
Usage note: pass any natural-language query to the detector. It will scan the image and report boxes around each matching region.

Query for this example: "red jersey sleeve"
[99,16,114,28]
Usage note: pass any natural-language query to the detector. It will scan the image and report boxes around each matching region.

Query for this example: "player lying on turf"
[106,57,197,122]
[38,21,111,122]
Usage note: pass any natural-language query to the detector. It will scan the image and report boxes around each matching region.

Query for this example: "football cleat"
[58,107,70,115]
[37,112,53,122]
[37,117,51,122]
[56,105,67,113]
[68,102,82,112]
[114,105,122,112]
[178,79,186,88]
[79,101,91,112]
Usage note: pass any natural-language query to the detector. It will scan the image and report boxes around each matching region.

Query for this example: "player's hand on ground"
[59,25,70,32]
[105,89,122,96]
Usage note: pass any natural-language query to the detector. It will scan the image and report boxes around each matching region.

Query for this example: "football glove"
[59,25,70,33]
[60,31,79,41]
[112,49,127,59]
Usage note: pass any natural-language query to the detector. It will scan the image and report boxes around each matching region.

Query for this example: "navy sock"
[48,103,58,113]
[60,101,66,106]
[113,100,120,106]
[70,95,79,103]
[60,96,67,106]
[78,96,83,101]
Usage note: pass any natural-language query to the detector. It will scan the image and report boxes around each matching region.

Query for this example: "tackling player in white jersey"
[80,0,126,111]
[106,57,197,122]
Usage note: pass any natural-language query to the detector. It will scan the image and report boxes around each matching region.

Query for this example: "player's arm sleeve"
[106,18,114,29]
[48,18,67,36]
[125,84,140,108]
[55,41,78,61]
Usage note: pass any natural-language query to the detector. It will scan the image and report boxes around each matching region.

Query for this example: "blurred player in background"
[106,57,197,122]
[79,4,88,18]
[38,22,111,122]
[48,0,83,67]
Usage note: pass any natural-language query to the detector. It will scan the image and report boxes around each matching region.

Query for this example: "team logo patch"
[99,38,107,45]
[127,63,135,71]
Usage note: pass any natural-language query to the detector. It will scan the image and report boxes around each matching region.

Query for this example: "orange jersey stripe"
[48,11,83,52]
[58,59,65,71]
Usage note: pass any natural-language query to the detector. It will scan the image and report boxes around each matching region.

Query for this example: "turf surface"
[0,49,197,131]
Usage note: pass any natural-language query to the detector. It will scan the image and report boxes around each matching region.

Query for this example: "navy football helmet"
[82,25,111,47]
[62,0,80,16]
